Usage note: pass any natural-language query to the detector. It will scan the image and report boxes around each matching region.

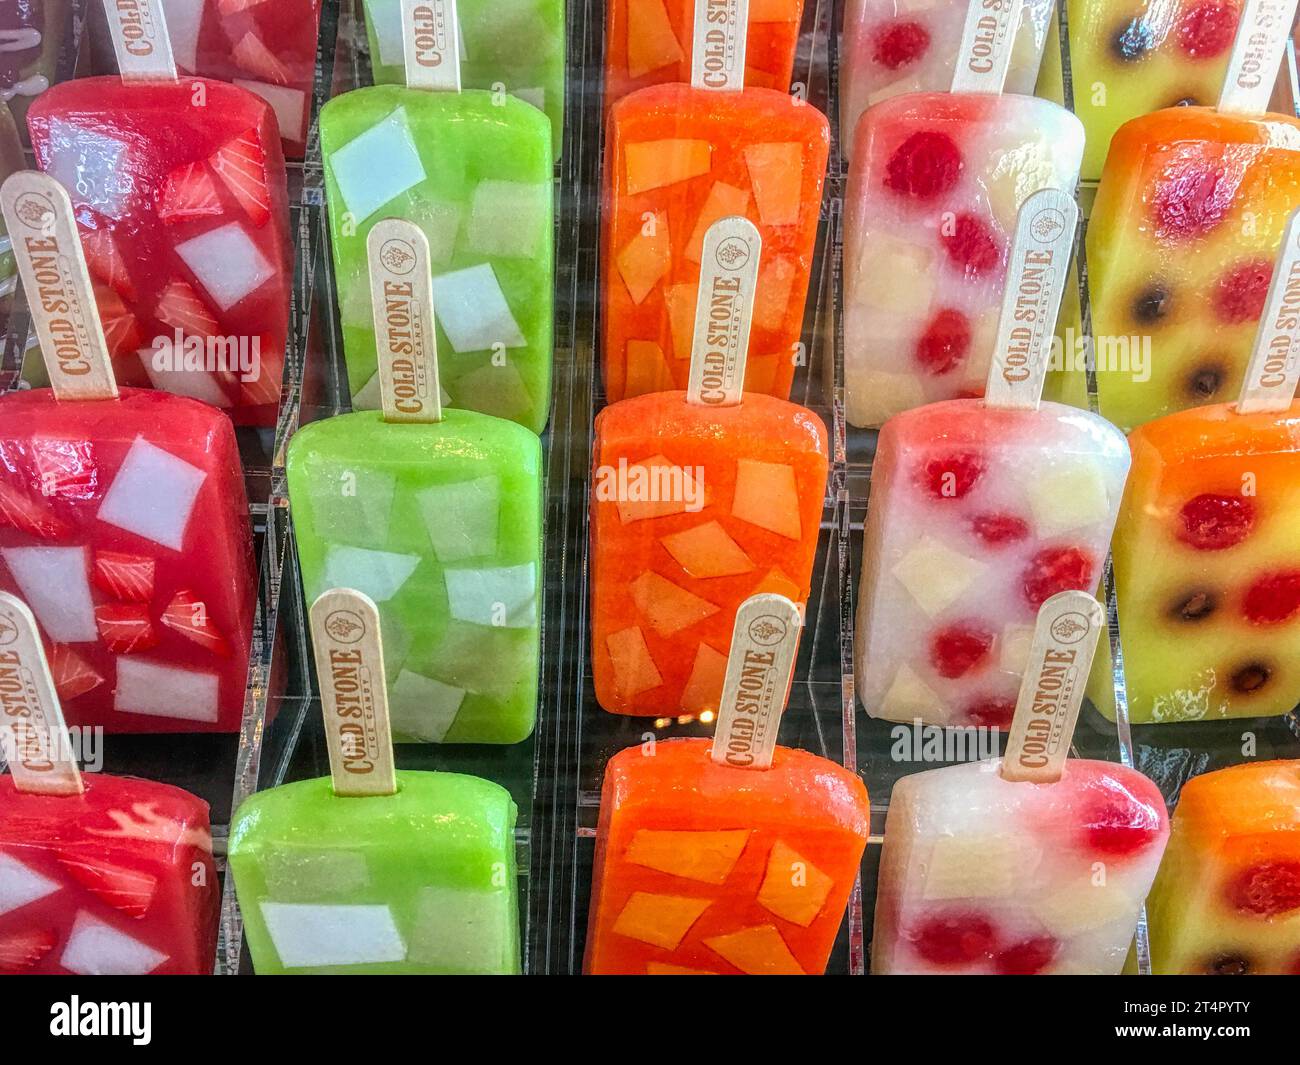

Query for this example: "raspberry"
[1021,546,1095,609]
[1213,258,1273,324]
[941,214,1001,276]
[884,131,963,201]
[907,911,998,966]
[1178,493,1255,550]
[964,697,1016,729]
[994,936,1059,975]
[929,622,995,679]
[970,512,1030,547]
[872,20,930,71]
[918,451,986,500]
[1242,571,1300,624]
[1176,1,1239,59]
[1226,860,1300,917]
[914,308,972,375]
[1151,164,1241,240]
[1078,775,1165,857]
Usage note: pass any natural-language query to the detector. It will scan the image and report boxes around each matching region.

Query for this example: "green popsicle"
[229,772,521,974]
[320,86,554,434]
[0,101,21,299]
[287,408,541,744]
[360,0,565,155]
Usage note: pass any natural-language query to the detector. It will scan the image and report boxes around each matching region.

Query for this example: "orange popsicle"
[591,391,828,715]
[584,739,869,975]
[602,83,829,403]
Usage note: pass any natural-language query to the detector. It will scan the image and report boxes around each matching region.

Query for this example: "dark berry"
[1225,860,1300,917]
[1178,493,1255,550]
[1078,775,1166,857]
[965,698,1017,729]
[1213,258,1273,324]
[942,214,1002,276]
[1231,661,1273,694]
[1131,282,1172,324]
[1242,571,1300,624]
[1169,588,1219,622]
[1022,546,1096,609]
[1152,165,1240,240]
[914,308,972,375]
[1185,360,1227,401]
[971,512,1030,547]
[994,936,1059,975]
[919,451,986,500]
[929,622,995,679]
[1176,1,1239,59]
[1110,18,1156,62]
[884,131,964,201]
[1204,952,1254,975]
[872,20,930,71]
[907,911,998,966]
[1171,94,1201,107]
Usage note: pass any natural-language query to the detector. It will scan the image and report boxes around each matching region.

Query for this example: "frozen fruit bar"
[603,83,829,402]
[230,771,520,974]
[839,0,1055,160]
[1094,400,1300,723]
[1069,0,1244,181]
[855,400,1129,728]
[88,0,323,157]
[872,758,1168,974]
[604,0,804,112]
[0,0,71,131]
[0,773,218,975]
[0,388,255,732]
[843,93,1084,427]
[28,77,293,425]
[362,0,565,155]
[585,739,868,975]
[321,87,553,433]
[1146,760,1300,975]
[591,392,828,715]
[287,409,541,744]
[1087,108,1300,430]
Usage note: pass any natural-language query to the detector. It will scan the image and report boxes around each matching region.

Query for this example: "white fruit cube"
[891,536,987,617]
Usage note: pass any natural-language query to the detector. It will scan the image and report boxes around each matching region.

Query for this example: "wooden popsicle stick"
[400,0,462,92]
[308,589,398,798]
[949,0,1023,94]
[710,593,803,770]
[1236,205,1300,413]
[1000,590,1105,784]
[101,0,178,81]
[0,172,119,402]
[690,0,750,92]
[686,215,762,408]
[0,592,83,797]
[984,188,1078,411]
[1217,0,1299,115]
[367,219,443,423]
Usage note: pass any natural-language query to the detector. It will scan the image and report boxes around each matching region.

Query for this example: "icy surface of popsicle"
[872,757,1169,974]
[321,86,553,433]
[591,392,828,715]
[1087,107,1300,430]
[0,388,255,733]
[229,771,520,974]
[1145,760,1300,975]
[602,83,829,402]
[603,0,804,112]
[0,773,217,975]
[362,0,565,155]
[1093,400,1300,723]
[27,77,293,425]
[287,408,541,744]
[0,0,71,132]
[855,400,1130,728]
[843,93,1084,427]
[839,0,1055,160]
[585,738,869,975]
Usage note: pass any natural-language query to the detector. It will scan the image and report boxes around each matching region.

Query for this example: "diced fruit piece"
[414,476,501,563]
[685,182,750,263]
[0,480,72,541]
[115,658,220,724]
[915,308,971,375]
[853,233,936,315]
[624,139,709,195]
[1077,774,1167,858]
[1241,571,1300,624]
[906,909,998,965]
[964,697,1016,728]
[176,222,275,311]
[929,621,994,679]
[624,829,750,884]
[1027,461,1111,535]
[47,643,105,701]
[615,455,699,523]
[95,603,160,654]
[918,451,985,500]
[389,670,463,742]
[211,129,272,227]
[92,550,156,602]
[57,852,158,919]
[630,571,719,636]
[971,512,1029,547]
[941,214,1001,276]
[155,279,220,338]
[1213,258,1273,324]
[59,912,168,975]
[995,936,1059,975]
[0,928,57,973]
[161,589,232,657]
[625,0,685,81]
[665,283,696,359]
[328,106,427,223]
[743,143,803,227]
[892,537,987,617]
[0,852,61,915]
[1031,881,1138,936]
[1176,0,1239,58]
[680,643,728,711]
[231,31,292,86]
[922,836,1035,900]
[756,841,833,927]
[29,438,98,501]
[612,892,711,950]
[79,226,135,300]
[646,962,718,975]
[97,437,208,552]
[606,626,663,698]
[753,567,801,601]
[464,180,549,259]
[998,623,1035,672]
[157,162,224,224]
[873,20,931,70]
[884,131,963,200]
[624,339,675,394]
[660,520,755,578]
[94,286,144,359]
[882,663,947,721]
[616,213,671,305]
[731,459,801,539]
[754,257,796,333]
[704,924,804,975]
[1021,545,1095,609]
[430,262,526,352]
